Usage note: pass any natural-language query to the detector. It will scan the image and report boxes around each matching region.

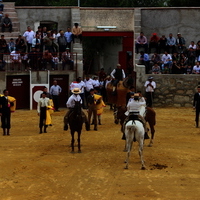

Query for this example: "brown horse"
[114,106,156,147]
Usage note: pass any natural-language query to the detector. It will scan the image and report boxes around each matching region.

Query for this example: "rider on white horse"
[124,93,149,139]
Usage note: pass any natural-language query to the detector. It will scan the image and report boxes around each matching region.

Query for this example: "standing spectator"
[196,41,200,60]
[32,34,41,51]
[43,31,54,53]
[64,27,73,49]
[37,92,50,134]
[176,33,186,53]
[0,34,8,61]
[144,76,156,107]
[139,51,150,74]
[187,47,196,67]
[2,14,12,33]
[16,35,26,53]
[98,68,107,80]
[84,75,94,103]
[8,38,15,53]
[92,76,100,93]
[135,32,148,54]
[149,33,160,53]
[193,86,200,128]
[0,0,4,12]
[0,89,16,136]
[166,33,176,54]
[72,23,82,43]
[61,47,74,70]
[23,26,35,53]
[50,80,62,112]
[57,31,67,61]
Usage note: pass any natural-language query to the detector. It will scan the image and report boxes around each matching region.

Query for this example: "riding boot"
[64,124,68,131]
[98,119,101,125]
[121,132,126,140]
[94,125,97,131]
[7,129,10,136]
[144,132,150,139]
[44,125,48,133]
[3,128,6,136]
[39,127,43,134]
[196,121,199,128]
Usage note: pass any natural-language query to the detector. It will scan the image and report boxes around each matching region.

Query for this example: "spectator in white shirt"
[23,26,35,53]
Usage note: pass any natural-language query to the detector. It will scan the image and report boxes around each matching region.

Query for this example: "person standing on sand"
[193,86,200,128]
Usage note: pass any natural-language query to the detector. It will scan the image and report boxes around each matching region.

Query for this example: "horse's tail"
[125,121,137,151]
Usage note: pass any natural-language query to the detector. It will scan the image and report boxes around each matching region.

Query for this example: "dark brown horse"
[64,100,89,153]
[114,106,156,147]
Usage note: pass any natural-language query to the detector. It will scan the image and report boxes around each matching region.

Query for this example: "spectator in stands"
[2,14,12,33]
[98,68,107,80]
[62,47,74,70]
[179,53,188,65]
[72,23,82,43]
[192,62,200,74]
[152,63,161,74]
[186,65,193,74]
[176,33,186,53]
[188,41,196,50]
[196,41,200,60]
[150,52,161,66]
[0,11,3,21]
[8,38,15,53]
[92,76,100,93]
[23,26,35,53]
[57,31,67,61]
[41,50,55,70]
[16,35,26,53]
[40,26,47,52]
[21,52,29,71]
[52,54,59,70]
[28,47,38,70]
[135,32,148,54]
[0,34,8,61]
[161,51,172,73]
[0,59,6,71]
[166,33,176,54]
[43,31,54,53]
[187,47,196,67]
[0,0,4,12]
[172,52,179,62]
[139,51,150,74]
[36,26,42,40]
[32,34,41,51]
[158,35,167,53]
[10,49,21,70]
[64,27,73,49]
[149,33,159,53]
[171,60,182,74]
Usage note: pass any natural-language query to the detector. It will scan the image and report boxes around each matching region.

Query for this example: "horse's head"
[74,100,82,114]
[114,105,127,124]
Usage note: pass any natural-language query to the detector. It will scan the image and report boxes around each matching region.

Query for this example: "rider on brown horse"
[64,88,88,131]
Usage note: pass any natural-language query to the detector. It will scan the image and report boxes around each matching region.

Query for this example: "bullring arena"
[1,106,200,199]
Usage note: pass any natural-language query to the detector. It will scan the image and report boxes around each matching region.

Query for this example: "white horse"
[124,119,146,170]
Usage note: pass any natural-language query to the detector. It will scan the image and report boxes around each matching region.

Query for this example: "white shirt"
[84,78,94,92]
[50,85,62,95]
[193,65,200,73]
[66,94,82,108]
[144,80,156,92]
[37,97,50,113]
[10,51,21,61]
[125,100,146,116]
[23,30,35,43]
[161,54,172,64]
[110,68,126,79]
[93,79,100,87]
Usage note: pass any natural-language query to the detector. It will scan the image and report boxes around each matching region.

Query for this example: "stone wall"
[136,65,199,107]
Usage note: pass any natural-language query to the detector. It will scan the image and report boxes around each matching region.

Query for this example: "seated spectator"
[52,54,59,70]
[187,47,196,67]
[28,47,42,70]
[139,51,150,74]
[8,38,15,53]
[192,62,200,74]
[186,65,193,74]
[10,50,21,70]
[72,23,82,43]
[0,0,4,12]
[152,63,161,74]
[16,35,26,53]
[176,33,186,53]
[179,59,187,74]
[62,47,74,70]
[0,34,8,60]
[166,33,176,54]
[41,50,55,70]
[2,13,12,33]
[0,11,3,21]
[158,35,167,53]
[196,41,200,60]
[179,53,188,65]
[0,59,6,71]
[188,41,196,50]
[171,60,182,74]
[150,52,161,66]
[172,52,179,62]
[135,32,148,54]
[21,52,29,71]
[161,51,172,71]
[149,33,159,53]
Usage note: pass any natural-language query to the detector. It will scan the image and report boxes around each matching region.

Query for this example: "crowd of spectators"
[0,22,83,71]
[137,32,200,74]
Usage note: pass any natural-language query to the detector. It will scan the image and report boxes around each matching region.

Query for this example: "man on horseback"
[64,88,88,131]
[110,64,126,95]
[124,93,149,139]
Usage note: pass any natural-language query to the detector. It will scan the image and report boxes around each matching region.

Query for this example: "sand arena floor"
[0,107,200,200]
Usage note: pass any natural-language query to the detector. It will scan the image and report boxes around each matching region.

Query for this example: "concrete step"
[73,47,82,54]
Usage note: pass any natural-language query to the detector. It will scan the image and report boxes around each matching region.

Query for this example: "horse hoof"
[148,144,152,147]
[123,149,127,152]
[124,166,128,169]
[141,166,146,170]
[114,120,119,124]
[78,150,82,153]
[70,151,75,154]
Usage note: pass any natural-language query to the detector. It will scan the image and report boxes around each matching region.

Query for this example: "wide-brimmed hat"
[72,88,81,94]
[148,76,153,80]
[134,93,139,97]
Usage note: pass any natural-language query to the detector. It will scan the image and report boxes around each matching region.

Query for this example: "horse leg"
[138,139,146,170]
[71,131,75,153]
[148,123,155,147]
[124,134,133,169]
[77,131,81,153]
